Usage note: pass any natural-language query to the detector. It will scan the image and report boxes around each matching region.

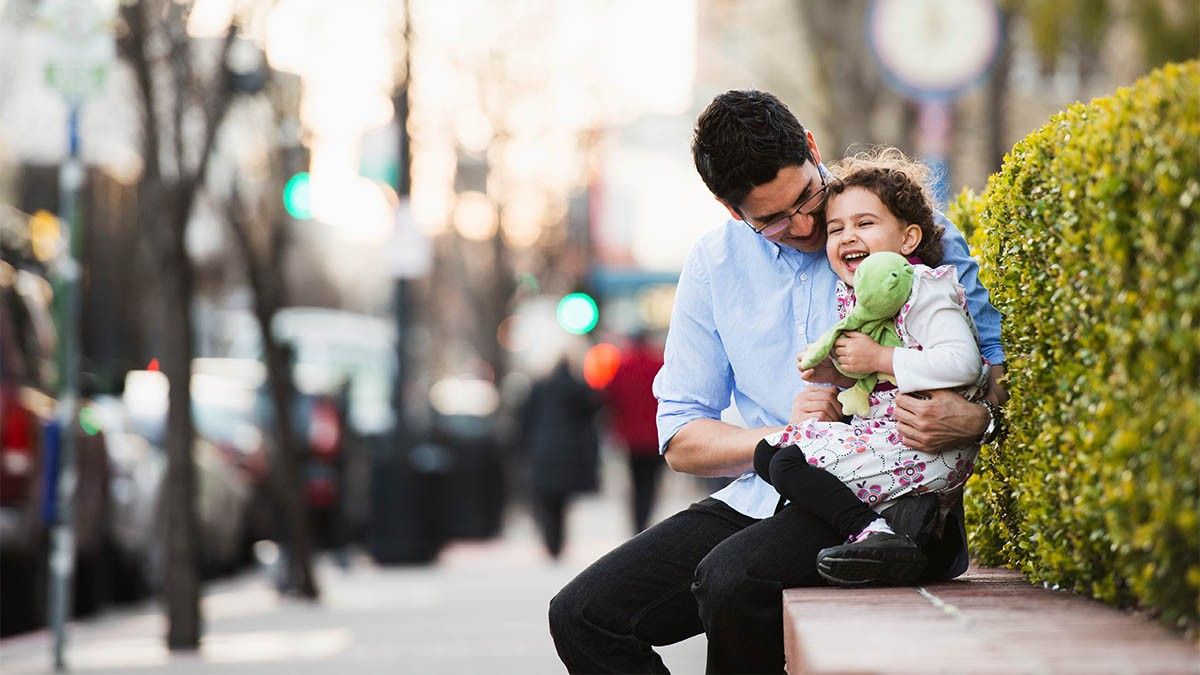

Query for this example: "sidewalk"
[0,453,710,674]
[10,457,1193,675]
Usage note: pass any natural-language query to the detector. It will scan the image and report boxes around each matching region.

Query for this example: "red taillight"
[0,387,36,506]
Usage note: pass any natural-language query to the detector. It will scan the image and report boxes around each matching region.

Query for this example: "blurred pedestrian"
[520,355,603,559]
[602,331,665,533]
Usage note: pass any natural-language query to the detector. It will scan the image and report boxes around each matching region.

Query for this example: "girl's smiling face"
[824,186,924,285]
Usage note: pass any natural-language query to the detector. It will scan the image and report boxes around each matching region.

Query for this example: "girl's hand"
[834,332,894,375]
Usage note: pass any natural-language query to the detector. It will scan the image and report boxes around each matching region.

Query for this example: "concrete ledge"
[783,566,1199,674]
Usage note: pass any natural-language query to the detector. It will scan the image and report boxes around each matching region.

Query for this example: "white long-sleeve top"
[890,265,986,394]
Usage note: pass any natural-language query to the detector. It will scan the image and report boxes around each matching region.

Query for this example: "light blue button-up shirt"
[653,213,1003,519]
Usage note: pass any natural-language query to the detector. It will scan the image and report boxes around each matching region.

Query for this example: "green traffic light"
[283,172,312,220]
[557,292,599,335]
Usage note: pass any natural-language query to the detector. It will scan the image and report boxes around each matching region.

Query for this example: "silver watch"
[978,399,1004,445]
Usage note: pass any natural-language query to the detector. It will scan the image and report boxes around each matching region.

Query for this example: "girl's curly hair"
[826,147,944,266]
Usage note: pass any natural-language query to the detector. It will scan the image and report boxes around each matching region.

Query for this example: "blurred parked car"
[120,363,260,583]
[0,261,110,635]
[271,308,397,546]
[87,395,165,600]
[289,386,345,546]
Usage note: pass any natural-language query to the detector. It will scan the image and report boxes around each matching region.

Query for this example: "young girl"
[755,149,989,586]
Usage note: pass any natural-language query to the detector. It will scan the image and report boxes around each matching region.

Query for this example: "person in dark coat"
[520,355,603,559]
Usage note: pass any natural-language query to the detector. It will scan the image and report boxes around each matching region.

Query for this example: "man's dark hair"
[692,90,814,206]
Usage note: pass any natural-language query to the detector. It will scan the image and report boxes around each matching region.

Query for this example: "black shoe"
[816,532,927,587]
[879,493,939,548]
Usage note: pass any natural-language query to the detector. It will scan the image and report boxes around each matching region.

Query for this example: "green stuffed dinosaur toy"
[799,251,915,417]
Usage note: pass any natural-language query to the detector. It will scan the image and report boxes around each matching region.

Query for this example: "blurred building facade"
[0,0,1194,413]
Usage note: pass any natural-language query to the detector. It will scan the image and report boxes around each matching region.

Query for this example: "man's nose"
[790,211,816,234]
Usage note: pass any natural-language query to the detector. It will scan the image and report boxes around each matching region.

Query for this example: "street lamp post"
[38,0,114,668]
[392,0,413,450]
[47,105,83,674]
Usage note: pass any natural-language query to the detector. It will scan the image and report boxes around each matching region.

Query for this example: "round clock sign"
[866,0,1002,101]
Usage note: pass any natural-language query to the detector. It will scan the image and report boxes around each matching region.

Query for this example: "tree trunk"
[795,1,926,158]
[161,199,200,650]
[987,9,1014,173]
[258,308,319,599]
[796,0,883,156]
[226,201,319,599]
[117,0,239,649]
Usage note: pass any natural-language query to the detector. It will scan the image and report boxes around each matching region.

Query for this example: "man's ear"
[718,199,744,222]
[900,223,923,256]
[806,129,823,166]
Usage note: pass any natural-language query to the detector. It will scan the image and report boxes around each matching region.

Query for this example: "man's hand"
[895,389,987,452]
[797,352,838,383]
[985,364,1009,406]
[790,386,843,424]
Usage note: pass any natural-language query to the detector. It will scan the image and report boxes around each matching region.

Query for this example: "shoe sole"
[816,555,927,587]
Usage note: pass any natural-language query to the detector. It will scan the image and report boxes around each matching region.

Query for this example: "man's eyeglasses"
[737,174,830,235]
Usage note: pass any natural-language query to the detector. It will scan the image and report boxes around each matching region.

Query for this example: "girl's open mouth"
[842,250,869,273]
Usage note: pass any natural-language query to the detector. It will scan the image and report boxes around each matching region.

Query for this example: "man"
[549,90,1006,674]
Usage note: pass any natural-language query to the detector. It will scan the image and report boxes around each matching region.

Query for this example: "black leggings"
[754,439,879,541]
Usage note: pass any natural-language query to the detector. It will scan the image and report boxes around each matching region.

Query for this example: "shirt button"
[799,273,808,282]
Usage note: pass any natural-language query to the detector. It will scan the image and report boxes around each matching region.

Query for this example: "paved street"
[0,455,711,674]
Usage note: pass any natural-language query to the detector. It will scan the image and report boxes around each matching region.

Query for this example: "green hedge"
[950,61,1200,633]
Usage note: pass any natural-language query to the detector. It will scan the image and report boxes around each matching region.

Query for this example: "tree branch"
[222,185,266,299]
[177,21,237,226]
[168,2,190,181]
[118,0,162,184]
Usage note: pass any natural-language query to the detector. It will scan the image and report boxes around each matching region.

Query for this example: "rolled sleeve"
[652,248,733,453]
[937,214,1005,365]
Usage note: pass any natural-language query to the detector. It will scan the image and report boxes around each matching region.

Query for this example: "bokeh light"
[556,292,599,335]
[453,191,498,241]
[583,342,621,389]
[282,172,312,220]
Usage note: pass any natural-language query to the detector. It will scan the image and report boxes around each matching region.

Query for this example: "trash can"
[367,440,451,564]
[434,413,505,541]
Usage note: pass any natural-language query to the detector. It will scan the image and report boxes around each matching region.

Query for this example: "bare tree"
[116,0,235,649]
[223,166,319,599]
[986,7,1016,173]
[795,1,914,157]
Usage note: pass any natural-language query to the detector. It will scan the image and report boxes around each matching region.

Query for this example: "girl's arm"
[892,273,984,393]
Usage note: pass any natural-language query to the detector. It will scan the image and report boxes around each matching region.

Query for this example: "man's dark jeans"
[548,497,841,674]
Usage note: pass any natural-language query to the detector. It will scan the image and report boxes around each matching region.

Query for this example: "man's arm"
[664,419,783,477]
[938,213,1006,367]
[663,386,842,477]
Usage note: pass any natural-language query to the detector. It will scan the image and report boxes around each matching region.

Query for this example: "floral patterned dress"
[762,265,988,513]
